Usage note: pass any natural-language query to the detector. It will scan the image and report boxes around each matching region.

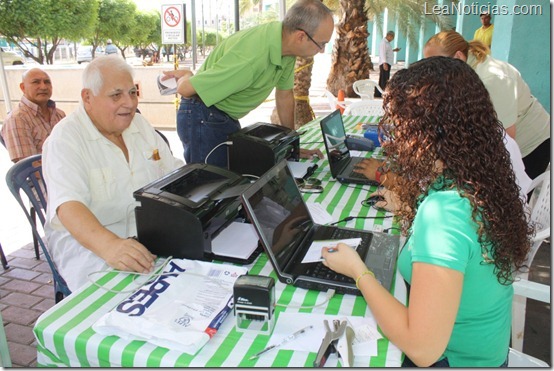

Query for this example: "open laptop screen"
[243,162,313,269]
[320,110,351,174]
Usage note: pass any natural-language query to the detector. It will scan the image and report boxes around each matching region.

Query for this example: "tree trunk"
[327,0,372,98]
[271,56,316,129]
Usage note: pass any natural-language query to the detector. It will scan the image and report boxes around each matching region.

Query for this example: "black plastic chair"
[6,154,71,302]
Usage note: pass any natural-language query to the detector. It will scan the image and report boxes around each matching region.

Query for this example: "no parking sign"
[161,3,185,44]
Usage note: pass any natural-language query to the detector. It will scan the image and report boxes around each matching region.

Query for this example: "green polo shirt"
[190,22,296,120]
[397,180,512,366]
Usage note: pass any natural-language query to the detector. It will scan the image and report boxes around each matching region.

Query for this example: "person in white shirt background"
[375,31,400,98]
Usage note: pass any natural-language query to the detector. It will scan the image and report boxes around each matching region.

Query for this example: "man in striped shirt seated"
[1,68,66,162]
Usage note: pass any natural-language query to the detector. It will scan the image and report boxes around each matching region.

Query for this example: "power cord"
[205,141,233,164]
[329,215,393,226]
[275,288,335,309]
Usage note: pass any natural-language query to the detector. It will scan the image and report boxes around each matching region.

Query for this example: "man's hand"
[100,236,156,274]
[393,47,401,52]
[299,148,324,159]
[162,69,193,80]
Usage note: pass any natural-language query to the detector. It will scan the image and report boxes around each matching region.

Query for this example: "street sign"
[161,3,185,44]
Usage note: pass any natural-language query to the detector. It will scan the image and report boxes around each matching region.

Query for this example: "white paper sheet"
[268,312,382,357]
[211,222,259,259]
[287,160,317,179]
[301,238,362,263]
[305,202,333,225]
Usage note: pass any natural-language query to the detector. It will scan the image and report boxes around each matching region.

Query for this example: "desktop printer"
[228,122,300,176]
[134,163,257,263]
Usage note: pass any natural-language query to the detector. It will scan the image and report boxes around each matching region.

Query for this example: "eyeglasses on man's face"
[298,28,325,50]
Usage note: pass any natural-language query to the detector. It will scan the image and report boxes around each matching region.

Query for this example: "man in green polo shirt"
[163,0,334,167]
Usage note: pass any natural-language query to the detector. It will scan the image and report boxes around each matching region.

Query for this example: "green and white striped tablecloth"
[34,114,406,367]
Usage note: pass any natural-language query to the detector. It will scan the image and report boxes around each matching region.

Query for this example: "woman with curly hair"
[423,30,550,181]
[321,57,533,367]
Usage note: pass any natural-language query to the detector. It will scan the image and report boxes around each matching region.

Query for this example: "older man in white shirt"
[376,31,400,98]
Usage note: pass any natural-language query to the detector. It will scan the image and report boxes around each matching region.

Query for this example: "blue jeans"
[177,97,241,168]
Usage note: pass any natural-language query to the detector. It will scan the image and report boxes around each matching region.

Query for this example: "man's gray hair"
[82,55,134,95]
[283,0,333,35]
[386,31,395,37]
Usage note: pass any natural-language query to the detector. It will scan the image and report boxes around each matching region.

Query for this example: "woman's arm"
[322,245,463,366]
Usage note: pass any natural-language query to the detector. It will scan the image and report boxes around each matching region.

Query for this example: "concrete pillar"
[367,19,374,53]
[371,22,379,56]
[491,0,550,113]
[393,19,406,62]
[405,33,419,68]
[418,17,439,60]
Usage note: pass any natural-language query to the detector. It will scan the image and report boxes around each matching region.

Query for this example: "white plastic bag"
[93,258,247,354]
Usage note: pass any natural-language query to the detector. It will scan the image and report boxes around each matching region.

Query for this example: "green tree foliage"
[0,0,98,64]
[90,0,137,58]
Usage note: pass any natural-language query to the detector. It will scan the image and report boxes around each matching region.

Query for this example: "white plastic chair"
[352,79,383,100]
[508,348,549,367]
[511,168,550,352]
[343,100,384,117]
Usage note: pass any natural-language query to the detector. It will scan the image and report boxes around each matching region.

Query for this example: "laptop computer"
[240,159,400,295]
[320,109,379,185]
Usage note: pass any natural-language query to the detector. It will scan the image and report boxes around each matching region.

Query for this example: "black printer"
[228,122,300,176]
[134,163,258,263]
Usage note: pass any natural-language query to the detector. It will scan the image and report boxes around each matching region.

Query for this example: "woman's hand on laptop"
[320,243,366,279]
[353,158,384,181]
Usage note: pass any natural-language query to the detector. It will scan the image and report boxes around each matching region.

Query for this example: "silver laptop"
[320,110,379,185]
[240,159,400,295]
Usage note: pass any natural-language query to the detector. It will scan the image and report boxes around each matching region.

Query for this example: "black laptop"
[320,110,379,185]
[240,160,400,295]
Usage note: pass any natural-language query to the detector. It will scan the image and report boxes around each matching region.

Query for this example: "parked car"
[0,47,25,65]
[76,46,104,64]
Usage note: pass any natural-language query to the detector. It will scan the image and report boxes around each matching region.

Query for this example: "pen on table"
[249,325,314,361]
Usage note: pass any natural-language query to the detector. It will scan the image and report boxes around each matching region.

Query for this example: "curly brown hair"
[379,56,532,284]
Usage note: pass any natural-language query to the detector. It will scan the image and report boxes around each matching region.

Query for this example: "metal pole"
[0,53,12,115]
[279,0,286,20]
[191,0,197,69]
[201,0,205,57]
[234,0,239,31]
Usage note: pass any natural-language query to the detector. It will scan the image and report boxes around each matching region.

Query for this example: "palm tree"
[326,0,455,97]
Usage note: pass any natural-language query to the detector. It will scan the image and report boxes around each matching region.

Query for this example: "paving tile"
[5,323,36,345]
[0,276,12,286]
[2,268,41,281]
[31,272,54,285]
[33,261,53,274]
[7,342,37,367]
[1,292,42,308]
[1,306,42,326]
[31,284,55,299]
[32,298,55,313]
[7,248,38,260]
[6,257,41,270]
[1,279,42,294]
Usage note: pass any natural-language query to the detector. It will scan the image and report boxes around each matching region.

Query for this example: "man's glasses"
[298,28,325,50]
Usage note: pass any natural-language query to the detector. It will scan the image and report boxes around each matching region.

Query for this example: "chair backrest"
[343,100,384,117]
[5,154,71,302]
[352,79,383,100]
[508,348,549,367]
[525,169,550,268]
